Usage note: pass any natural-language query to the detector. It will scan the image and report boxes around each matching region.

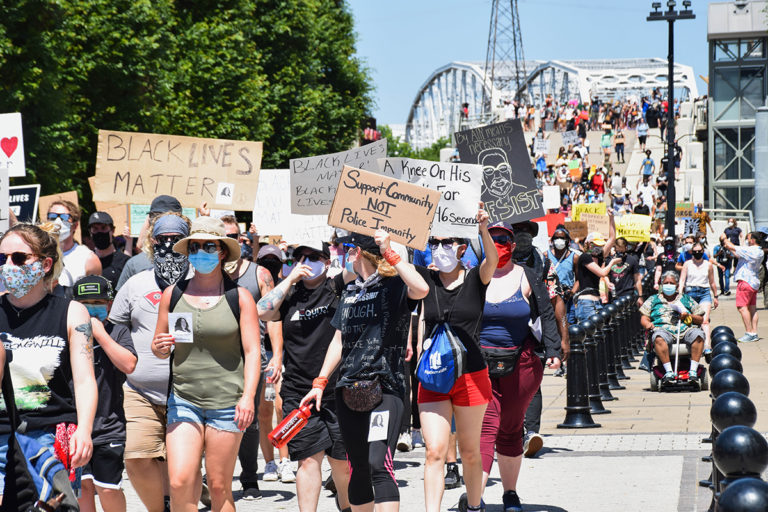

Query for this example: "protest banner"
[376,158,481,238]
[581,212,610,238]
[0,113,26,177]
[253,169,333,243]
[88,177,129,232]
[8,184,40,223]
[564,221,588,241]
[129,204,196,238]
[39,191,81,242]
[542,185,560,210]
[454,119,544,225]
[683,218,700,236]
[533,137,549,155]
[572,202,606,221]
[616,214,652,242]
[675,202,693,218]
[562,130,581,147]
[289,139,387,215]
[328,166,440,249]
[93,130,263,210]
[532,212,565,237]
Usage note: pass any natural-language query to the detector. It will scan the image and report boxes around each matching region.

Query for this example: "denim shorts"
[167,393,241,433]
[0,429,82,494]
[685,286,712,305]
[575,297,602,324]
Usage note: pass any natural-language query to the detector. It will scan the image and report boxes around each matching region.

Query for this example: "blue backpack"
[417,322,467,393]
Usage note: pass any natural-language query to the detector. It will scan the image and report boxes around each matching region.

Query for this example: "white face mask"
[432,244,459,273]
[302,259,327,281]
[553,239,567,250]
[54,218,71,241]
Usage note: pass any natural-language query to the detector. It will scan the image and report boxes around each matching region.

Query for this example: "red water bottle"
[268,405,312,449]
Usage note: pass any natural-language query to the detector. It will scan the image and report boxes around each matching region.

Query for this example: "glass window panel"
[715,41,738,61]
[741,128,755,180]
[714,189,732,210]
[713,69,739,121]
[740,68,765,119]
[725,187,740,209]
[714,129,739,180]
[741,40,765,60]
[741,186,755,210]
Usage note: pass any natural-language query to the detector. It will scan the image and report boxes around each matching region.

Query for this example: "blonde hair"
[360,250,397,278]
[48,199,81,225]
[1,223,63,283]
[142,212,191,260]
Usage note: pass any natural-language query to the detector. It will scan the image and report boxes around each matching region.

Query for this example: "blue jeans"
[575,298,602,324]
[0,429,82,495]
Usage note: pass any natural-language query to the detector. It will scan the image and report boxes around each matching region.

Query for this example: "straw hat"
[173,216,241,263]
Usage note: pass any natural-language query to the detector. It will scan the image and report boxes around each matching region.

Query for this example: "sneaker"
[502,490,523,512]
[738,333,758,343]
[553,367,565,377]
[444,463,461,489]
[241,481,262,500]
[397,432,412,452]
[689,375,701,391]
[411,429,424,448]
[662,371,676,385]
[458,493,486,512]
[523,432,543,458]
[278,458,296,483]
[263,460,279,482]
[200,476,211,507]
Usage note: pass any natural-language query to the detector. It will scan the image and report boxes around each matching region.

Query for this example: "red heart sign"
[1,137,18,158]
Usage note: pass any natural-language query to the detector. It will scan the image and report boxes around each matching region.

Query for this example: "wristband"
[312,377,328,390]
[383,248,401,266]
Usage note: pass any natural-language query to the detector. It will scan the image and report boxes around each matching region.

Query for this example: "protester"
[613,129,625,164]
[640,150,655,178]
[637,118,649,152]
[47,200,102,286]
[724,218,744,246]
[608,237,643,305]
[573,214,618,323]
[712,240,733,296]
[301,229,429,511]
[677,241,718,354]
[719,232,763,343]
[546,226,579,324]
[0,223,98,498]
[73,275,137,512]
[692,204,713,237]
[88,212,131,290]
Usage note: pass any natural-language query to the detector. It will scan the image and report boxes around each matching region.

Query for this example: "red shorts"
[418,368,492,407]
[736,280,757,307]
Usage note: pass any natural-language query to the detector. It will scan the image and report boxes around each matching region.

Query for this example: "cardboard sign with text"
[572,202,606,221]
[290,140,387,215]
[9,184,40,223]
[675,202,693,218]
[88,176,129,232]
[564,221,588,241]
[581,213,610,238]
[328,166,440,249]
[93,130,263,210]
[39,191,81,243]
[562,130,581,147]
[0,113,26,177]
[376,158,481,238]
[616,214,651,242]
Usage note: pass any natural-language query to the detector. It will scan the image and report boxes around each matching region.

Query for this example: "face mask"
[282,263,294,277]
[495,242,513,268]
[345,260,355,274]
[590,246,603,258]
[432,244,459,273]
[661,284,677,296]
[553,239,567,250]
[188,251,220,275]
[0,261,46,298]
[91,231,112,250]
[54,218,71,241]
[682,243,693,253]
[153,241,189,291]
[302,259,327,280]
[259,259,282,280]
[85,303,108,321]
[692,251,703,260]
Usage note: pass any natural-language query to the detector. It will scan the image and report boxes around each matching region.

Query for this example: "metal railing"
[708,208,755,231]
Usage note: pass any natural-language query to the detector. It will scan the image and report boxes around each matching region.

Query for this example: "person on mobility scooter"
[639,270,707,391]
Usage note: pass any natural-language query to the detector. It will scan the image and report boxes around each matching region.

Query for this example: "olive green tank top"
[171,295,243,409]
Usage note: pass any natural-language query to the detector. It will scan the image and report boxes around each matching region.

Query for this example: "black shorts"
[82,441,125,489]
[638,135,647,144]
[281,391,345,462]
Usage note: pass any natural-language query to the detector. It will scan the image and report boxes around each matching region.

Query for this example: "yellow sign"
[616,214,652,242]
[572,202,606,222]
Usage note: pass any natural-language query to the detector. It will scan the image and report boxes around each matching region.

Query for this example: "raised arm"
[374,230,429,300]
[477,202,498,284]
[91,318,137,374]
[257,260,311,321]
[602,210,616,257]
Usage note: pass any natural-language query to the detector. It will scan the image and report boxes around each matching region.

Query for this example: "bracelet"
[312,377,328,390]
[383,248,401,266]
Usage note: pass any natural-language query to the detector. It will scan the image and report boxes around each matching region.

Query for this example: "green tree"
[380,125,451,162]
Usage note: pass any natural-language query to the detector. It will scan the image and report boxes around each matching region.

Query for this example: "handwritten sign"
[564,221,588,240]
[675,202,693,218]
[375,158,481,238]
[616,214,651,242]
[562,130,581,148]
[87,176,129,232]
[128,204,196,238]
[542,185,561,210]
[39,191,81,243]
[253,169,333,243]
[290,140,387,215]
[454,119,544,225]
[572,202,606,221]
[8,184,40,223]
[93,130,263,210]
[533,137,550,155]
[0,113,26,177]
[328,166,440,249]
[581,213,610,238]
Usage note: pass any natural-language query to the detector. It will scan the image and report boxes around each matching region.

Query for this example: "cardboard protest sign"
[564,221,588,240]
[88,177,129,232]
[290,140,387,215]
[572,202,606,221]
[542,185,560,210]
[533,137,550,155]
[0,113,26,177]
[253,169,333,243]
[581,213,610,238]
[562,130,581,147]
[675,202,693,218]
[129,204,196,238]
[328,166,440,249]
[376,158,481,238]
[39,191,81,243]
[532,212,566,237]
[93,130,263,210]
[8,184,40,223]
[454,119,544,225]
[616,214,651,242]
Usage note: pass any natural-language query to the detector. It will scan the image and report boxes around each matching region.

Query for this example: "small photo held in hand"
[169,312,193,343]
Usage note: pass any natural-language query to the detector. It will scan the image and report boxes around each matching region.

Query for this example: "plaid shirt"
[639,292,704,335]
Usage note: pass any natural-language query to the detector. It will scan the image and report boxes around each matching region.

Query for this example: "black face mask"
[91,231,112,250]
[259,259,282,281]
[692,251,704,259]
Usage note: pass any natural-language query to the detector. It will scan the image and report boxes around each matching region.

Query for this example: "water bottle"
[268,405,312,449]
[264,368,276,402]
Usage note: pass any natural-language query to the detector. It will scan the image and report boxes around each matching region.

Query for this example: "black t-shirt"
[331,275,416,398]
[0,295,76,434]
[99,251,130,290]
[278,274,345,398]
[92,321,136,444]
[633,204,650,215]
[724,226,742,246]
[415,266,487,374]
[609,254,639,297]
[576,252,602,293]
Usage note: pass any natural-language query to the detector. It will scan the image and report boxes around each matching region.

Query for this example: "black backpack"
[169,272,241,321]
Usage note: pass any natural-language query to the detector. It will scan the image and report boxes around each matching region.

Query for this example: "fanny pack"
[342,378,382,412]
[481,346,523,378]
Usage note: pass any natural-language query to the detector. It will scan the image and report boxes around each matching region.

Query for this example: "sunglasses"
[427,238,459,249]
[226,233,239,240]
[188,241,220,254]
[491,235,513,244]
[295,253,323,262]
[0,252,38,266]
[156,235,183,245]
[47,213,72,222]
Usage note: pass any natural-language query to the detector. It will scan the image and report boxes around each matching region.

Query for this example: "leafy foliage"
[380,125,451,162]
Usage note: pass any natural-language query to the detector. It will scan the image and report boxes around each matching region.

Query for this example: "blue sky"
[349,0,710,126]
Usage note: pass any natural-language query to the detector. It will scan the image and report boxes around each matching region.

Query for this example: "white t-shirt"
[59,243,93,287]
[733,245,764,290]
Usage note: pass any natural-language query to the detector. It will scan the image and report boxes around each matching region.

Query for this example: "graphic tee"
[0,295,76,434]
[609,254,639,297]
[92,321,136,444]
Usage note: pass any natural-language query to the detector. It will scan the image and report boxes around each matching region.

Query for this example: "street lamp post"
[647,1,694,240]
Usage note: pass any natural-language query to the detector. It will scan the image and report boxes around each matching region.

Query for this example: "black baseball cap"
[88,211,113,227]
[73,275,114,301]
[335,232,381,256]
[488,221,515,238]
[149,195,182,214]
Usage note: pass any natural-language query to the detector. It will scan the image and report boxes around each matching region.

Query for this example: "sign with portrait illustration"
[454,120,544,225]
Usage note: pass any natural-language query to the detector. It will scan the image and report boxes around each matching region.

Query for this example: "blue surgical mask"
[345,260,355,274]
[85,304,108,321]
[188,252,220,274]
[661,284,677,296]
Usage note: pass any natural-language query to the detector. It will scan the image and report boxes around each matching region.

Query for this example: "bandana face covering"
[154,240,189,290]
[1,261,46,298]
[495,242,512,268]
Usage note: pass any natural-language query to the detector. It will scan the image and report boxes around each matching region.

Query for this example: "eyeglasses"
[491,235,513,244]
[0,252,37,266]
[188,241,220,254]
[47,213,72,222]
[156,235,183,245]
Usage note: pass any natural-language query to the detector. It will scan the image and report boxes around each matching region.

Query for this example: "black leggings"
[336,393,404,505]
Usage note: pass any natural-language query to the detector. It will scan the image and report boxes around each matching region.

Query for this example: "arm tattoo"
[75,322,94,362]
[257,266,275,291]
[257,288,285,312]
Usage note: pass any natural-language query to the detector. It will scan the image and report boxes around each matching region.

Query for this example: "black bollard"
[717,478,768,512]
[711,392,757,433]
[619,296,635,369]
[558,324,600,429]
[714,425,768,493]
[711,325,735,338]
[597,308,617,401]
[600,308,624,390]
[710,354,743,377]
[613,298,630,379]
[712,342,742,362]
[585,313,609,414]
[711,370,750,399]
[631,298,644,357]
[712,331,738,348]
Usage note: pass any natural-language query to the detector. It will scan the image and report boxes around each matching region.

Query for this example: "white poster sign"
[0,113,26,177]
[533,137,550,155]
[289,140,387,215]
[0,172,8,232]
[542,185,561,210]
[562,130,581,147]
[376,158,482,238]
